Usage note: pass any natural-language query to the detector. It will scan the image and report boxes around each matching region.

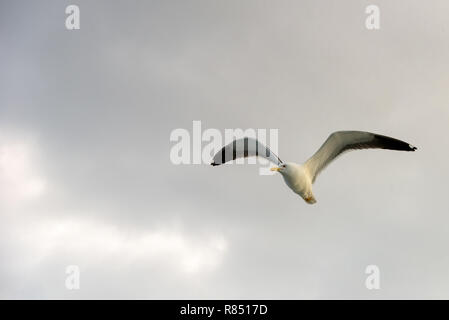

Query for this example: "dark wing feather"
[211,137,282,166]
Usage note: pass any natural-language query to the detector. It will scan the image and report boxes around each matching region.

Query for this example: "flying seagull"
[211,131,417,204]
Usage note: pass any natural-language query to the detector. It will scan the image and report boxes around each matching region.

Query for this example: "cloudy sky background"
[1,0,449,299]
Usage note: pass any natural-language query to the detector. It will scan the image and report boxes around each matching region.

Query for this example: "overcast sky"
[1,0,449,299]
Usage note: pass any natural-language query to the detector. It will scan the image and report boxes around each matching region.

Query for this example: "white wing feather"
[305,131,417,183]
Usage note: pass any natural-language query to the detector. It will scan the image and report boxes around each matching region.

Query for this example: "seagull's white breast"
[280,164,312,198]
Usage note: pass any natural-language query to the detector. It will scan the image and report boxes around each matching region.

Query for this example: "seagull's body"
[211,131,417,204]
[276,163,316,204]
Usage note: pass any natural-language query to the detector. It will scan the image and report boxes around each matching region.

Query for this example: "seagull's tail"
[304,195,317,205]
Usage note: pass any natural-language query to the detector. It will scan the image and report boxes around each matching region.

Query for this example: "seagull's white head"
[270,163,294,175]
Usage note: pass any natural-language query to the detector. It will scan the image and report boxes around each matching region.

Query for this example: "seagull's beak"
[270,167,281,172]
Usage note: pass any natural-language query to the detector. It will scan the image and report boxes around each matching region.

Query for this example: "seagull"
[211,131,417,204]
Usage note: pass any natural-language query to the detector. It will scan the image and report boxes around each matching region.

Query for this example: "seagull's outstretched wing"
[305,131,417,183]
[211,137,282,166]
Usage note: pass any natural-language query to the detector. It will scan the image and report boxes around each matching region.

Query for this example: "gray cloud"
[0,0,448,299]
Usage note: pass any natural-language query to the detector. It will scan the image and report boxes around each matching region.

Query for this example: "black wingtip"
[210,162,220,166]
[374,133,418,152]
